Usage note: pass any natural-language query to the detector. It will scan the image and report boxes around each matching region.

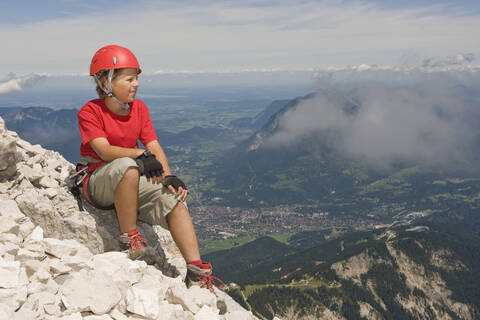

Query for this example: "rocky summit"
[0,116,257,320]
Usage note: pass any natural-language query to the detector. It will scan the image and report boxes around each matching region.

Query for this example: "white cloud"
[0,1,479,74]
[264,67,480,171]
[422,53,476,68]
[0,73,46,94]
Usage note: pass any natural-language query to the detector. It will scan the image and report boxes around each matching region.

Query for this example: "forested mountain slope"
[213,212,480,319]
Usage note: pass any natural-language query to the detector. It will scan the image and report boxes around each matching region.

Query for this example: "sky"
[0,0,479,77]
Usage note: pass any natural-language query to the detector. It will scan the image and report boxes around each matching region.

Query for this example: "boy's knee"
[112,158,138,177]
[123,166,140,181]
[169,201,188,216]
[113,157,138,170]
[109,157,139,186]
[177,201,188,212]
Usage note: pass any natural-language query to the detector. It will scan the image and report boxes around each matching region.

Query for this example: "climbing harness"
[67,161,115,211]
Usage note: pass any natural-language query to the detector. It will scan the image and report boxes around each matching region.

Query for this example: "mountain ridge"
[209,218,480,319]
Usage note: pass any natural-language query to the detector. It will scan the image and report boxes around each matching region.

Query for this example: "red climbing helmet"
[89,45,141,76]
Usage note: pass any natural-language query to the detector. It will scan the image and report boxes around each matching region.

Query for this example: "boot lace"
[128,230,147,251]
[199,273,226,294]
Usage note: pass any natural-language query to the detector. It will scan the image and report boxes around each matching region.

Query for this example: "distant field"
[268,232,293,245]
[199,234,254,255]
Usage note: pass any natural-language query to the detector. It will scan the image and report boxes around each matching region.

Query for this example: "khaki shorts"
[86,157,185,229]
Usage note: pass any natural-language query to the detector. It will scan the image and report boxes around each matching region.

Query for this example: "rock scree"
[0,116,258,320]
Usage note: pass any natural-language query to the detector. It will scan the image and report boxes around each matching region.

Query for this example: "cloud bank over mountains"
[265,66,480,171]
[0,73,46,94]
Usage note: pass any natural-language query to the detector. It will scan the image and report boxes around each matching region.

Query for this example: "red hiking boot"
[119,229,155,262]
[186,263,227,314]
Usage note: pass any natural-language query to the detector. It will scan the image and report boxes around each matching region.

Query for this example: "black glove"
[135,151,164,178]
[163,175,187,191]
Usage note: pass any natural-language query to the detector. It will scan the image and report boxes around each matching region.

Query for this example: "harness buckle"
[68,166,89,179]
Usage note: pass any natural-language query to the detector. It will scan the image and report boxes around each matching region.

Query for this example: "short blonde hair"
[94,69,121,99]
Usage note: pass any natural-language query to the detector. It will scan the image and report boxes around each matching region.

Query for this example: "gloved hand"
[135,151,164,179]
[163,175,187,191]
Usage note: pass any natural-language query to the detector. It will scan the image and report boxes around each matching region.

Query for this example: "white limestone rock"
[16,139,45,157]
[93,252,146,290]
[0,199,25,222]
[8,178,34,199]
[16,190,58,232]
[61,269,122,314]
[222,311,258,320]
[39,175,60,188]
[0,285,28,311]
[1,253,15,261]
[26,155,43,167]
[195,305,220,320]
[46,158,63,171]
[24,259,43,278]
[60,165,73,182]
[17,163,44,185]
[44,237,75,258]
[0,132,18,181]
[0,302,14,319]
[62,255,94,272]
[25,225,44,242]
[156,301,185,318]
[27,278,59,296]
[0,258,28,288]
[92,251,130,266]
[0,216,20,238]
[142,265,185,291]
[114,297,127,314]
[44,302,61,316]
[125,276,171,318]
[167,310,195,320]
[49,258,72,276]
[21,291,57,317]
[84,315,114,320]
[13,304,40,320]
[18,217,36,239]
[0,233,22,245]
[35,266,53,283]
[0,181,13,195]
[167,286,217,314]
[0,117,5,134]
[22,240,45,254]
[110,307,130,320]
[41,187,59,199]
[214,288,254,315]
[61,214,104,255]
[0,242,19,257]
[44,237,91,259]
[32,162,42,172]
[56,313,85,320]
[16,247,47,263]
[15,188,104,257]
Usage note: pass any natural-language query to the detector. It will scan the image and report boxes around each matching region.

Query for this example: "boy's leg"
[166,202,201,262]
[137,178,201,260]
[137,178,226,312]
[114,166,140,233]
[88,158,152,260]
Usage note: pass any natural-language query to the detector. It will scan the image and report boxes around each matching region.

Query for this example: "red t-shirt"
[78,99,158,159]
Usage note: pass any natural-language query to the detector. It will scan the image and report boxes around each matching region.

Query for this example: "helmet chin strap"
[94,69,130,110]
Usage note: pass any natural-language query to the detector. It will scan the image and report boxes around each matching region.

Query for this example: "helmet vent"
[113,56,117,65]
